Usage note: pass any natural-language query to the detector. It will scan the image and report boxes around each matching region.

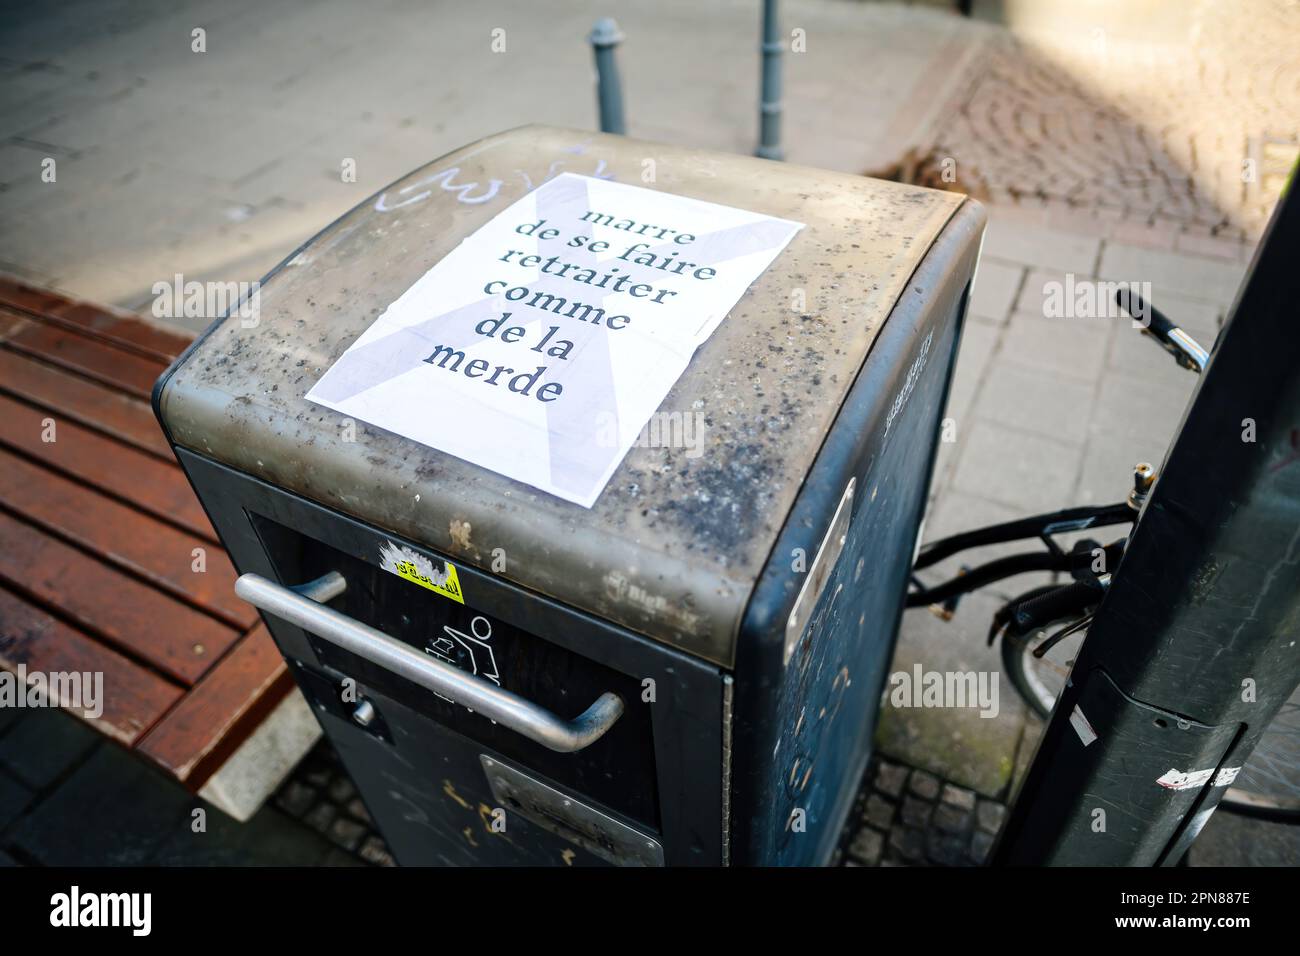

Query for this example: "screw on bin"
[352,698,377,727]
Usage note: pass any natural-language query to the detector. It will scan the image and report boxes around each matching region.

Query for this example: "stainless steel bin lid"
[157,125,967,666]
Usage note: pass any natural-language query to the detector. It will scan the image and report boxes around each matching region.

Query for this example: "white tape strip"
[1069,705,1098,747]
[1156,766,1241,791]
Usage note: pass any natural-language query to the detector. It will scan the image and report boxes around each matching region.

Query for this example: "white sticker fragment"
[378,540,465,604]
[1069,704,1099,747]
[1156,766,1241,791]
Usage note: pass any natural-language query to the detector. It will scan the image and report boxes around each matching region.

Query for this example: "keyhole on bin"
[471,616,492,641]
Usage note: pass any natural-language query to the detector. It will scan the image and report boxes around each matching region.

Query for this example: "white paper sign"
[307,173,803,507]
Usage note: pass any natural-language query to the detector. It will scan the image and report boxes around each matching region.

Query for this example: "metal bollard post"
[589,18,627,135]
[756,0,783,160]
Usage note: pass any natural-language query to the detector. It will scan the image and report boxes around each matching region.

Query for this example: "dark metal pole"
[589,18,626,135]
[756,0,783,160]
[992,181,1300,865]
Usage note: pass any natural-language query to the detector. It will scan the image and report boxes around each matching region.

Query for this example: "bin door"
[177,449,725,866]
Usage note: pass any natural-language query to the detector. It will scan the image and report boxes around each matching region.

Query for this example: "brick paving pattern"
[273,741,394,866]
[907,1,1300,243]
[836,758,1008,867]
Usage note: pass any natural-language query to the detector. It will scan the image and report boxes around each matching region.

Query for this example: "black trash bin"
[154,126,984,866]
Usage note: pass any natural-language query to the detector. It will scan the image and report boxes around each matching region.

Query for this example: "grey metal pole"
[589,18,626,135]
[757,0,783,160]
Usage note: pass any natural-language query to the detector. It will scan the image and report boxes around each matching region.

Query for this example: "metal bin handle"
[234,572,624,753]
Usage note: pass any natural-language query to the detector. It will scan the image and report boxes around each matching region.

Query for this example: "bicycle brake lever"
[1115,288,1209,373]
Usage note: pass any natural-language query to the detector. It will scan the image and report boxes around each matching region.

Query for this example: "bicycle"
[908,289,1300,823]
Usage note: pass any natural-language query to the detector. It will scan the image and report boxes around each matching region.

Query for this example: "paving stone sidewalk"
[0,0,983,320]
[0,706,388,867]
[836,758,1004,867]
[907,0,1300,244]
[3,705,1294,867]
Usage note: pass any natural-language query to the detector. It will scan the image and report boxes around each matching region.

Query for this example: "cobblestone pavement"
[834,751,1300,867]
[903,0,1300,242]
[272,741,394,867]
[3,704,1293,867]
[835,758,1005,866]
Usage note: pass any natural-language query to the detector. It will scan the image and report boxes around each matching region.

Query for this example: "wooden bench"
[0,275,318,820]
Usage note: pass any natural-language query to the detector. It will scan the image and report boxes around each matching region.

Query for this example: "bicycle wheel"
[1002,624,1300,822]
[1000,621,1075,722]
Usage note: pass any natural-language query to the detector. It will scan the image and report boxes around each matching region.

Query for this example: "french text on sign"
[307,173,802,507]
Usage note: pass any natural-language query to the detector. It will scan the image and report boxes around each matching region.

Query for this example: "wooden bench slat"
[0,277,306,795]
[0,448,257,630]
[0,310,28,338]
[0,348,174,460]
[0,278,66,316]
[0,277,192,362]
[0,391,216,542]
[44,300,192,363]
[0,512,239,686]
[0,309,167,400]
[0,585,184,746]
[136,625,291,788]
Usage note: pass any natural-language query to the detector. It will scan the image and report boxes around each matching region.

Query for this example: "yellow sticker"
[380,541,465,604]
